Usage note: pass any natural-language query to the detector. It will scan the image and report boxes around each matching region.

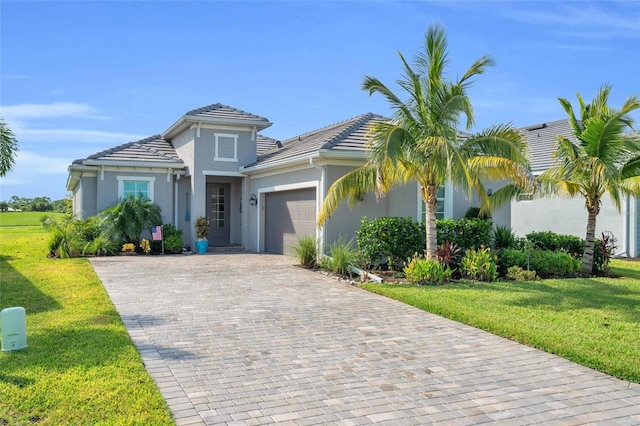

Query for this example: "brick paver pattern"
[91,254,640,425]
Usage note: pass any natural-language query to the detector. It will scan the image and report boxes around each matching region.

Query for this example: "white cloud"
[1,102,105,121]
[13,127,146,144]
[13,150,71,174]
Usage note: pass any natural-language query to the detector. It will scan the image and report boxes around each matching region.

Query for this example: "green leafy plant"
[322,238,363,276]
[436,218,492,252]
[498,248,581,278]
[460,246,498,282]
[82,234,119,256]
[194,216,209,240]
[356,216,424,269]
[41,214,79,258]
[290,235,318,267]
[506,266,538,281]
[101,196,162,244]
[464,206,491,221]
[403,255,452,285]
[492,225,517,250]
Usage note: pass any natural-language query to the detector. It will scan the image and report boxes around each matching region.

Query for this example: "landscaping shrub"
[436,218,492,252]
[291,235,318,267]
[82,234,120,256]
[436,240,461,269]
[357,216,424,268]
[320,238,363,276]
[100,196,162,244]
[150,223,184,254]
[505,266,538,281]
[404,255,452,285]
[525,231,583,257]
[460,246,498,282]
[498,248,581,278]
[464,206,491,220]
[492,225,517,250]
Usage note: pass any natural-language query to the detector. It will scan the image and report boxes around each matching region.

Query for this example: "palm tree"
[0,115,19,177]
[101,196,162,244]
[538,85,640,273]
[318,24,531,258]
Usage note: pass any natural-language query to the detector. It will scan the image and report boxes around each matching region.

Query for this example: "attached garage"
[264,188,317,254]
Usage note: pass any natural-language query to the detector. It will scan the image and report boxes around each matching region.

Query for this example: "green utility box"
[1,307,27,352]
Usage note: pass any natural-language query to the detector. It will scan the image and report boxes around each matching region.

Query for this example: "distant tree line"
[0,196,71,213]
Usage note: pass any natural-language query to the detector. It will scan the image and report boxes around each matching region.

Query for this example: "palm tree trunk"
[424,184,438,259]
[582,206,599,274]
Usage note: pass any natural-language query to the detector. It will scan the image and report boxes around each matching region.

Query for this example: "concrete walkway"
[91,253,640,425]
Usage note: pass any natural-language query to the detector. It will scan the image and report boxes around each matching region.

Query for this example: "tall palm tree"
[0,115,19,177]
[538,85,640,273]
[318,24,531,258]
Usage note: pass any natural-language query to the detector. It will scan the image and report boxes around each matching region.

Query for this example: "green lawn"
[362,259,640,383]
[0,211,64,227]
[0,217,173,424]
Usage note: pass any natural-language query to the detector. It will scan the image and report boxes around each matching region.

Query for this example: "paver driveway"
[90,253,640,425]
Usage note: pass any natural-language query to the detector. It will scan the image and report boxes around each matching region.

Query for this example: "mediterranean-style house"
[66,103,639,257]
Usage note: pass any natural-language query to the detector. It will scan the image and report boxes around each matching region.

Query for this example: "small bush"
[357,217,424,268]
[437,240,461,269]
[321,239,363,276]
[150,224,184,254]
[404,255,452,285]
[492,225,516,250]
[498,248,581,278]
[464,206,491,220]
[437,219,492,252]
[526,231,583,257]
[506,266,538,281]
[82,234,119,256]
[460,246,498,282]
[291,236,318,267]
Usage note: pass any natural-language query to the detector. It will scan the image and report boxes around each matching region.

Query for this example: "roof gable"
[186,103,270,124]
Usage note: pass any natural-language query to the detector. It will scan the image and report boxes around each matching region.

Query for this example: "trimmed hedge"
[436,219,492,251]
[498,248,581,278]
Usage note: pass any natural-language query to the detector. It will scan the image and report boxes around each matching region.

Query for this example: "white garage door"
[264,188,317,254]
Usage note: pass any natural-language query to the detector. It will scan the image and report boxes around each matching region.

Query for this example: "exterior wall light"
[249,194,258,206]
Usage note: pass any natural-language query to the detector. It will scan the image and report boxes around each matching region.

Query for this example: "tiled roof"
[251,113,389,167]
[186,103,270,124]
[73,135,183,165]
[519,119,573,172]
[256,134,282,156]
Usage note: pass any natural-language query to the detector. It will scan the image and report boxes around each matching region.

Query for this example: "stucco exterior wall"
[195,128,255,174]
[510,195,626,247]
[451,180,512,227]
[79,175,97,218]
[246,166,321,252]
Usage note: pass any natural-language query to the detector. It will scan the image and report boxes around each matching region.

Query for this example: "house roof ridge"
[283,112,386,145]
[85,135,161,160]
[185,103,269,122]
[520,118,568,131]
[320,113,380,150]
[134,138,182,162]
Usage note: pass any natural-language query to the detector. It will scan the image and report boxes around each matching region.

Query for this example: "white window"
[214,133,238,162]
[419,184,451,221]
[117,176,155,202]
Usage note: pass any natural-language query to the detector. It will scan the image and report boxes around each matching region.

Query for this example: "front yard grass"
[361,259,640,383]
[0,220,173,424]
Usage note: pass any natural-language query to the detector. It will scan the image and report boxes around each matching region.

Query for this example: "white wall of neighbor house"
[510,194,633,255]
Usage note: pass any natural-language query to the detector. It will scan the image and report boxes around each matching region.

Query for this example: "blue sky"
[1,1,639,201]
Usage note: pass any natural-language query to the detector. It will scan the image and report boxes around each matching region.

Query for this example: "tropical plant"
[492,225,517,250]
[537,85,640,273]
[290,235,319,267]
[505,266,538,282]
[460,246,498,282]
[436,240,461,269]
[41,214,77,258]
[320,238,363,276]
[101,196,162,244]
[317,24,531,258]
[404,255,452,285]
[0,115,19,177]
[82,234,120,256]
[194,216,209,240]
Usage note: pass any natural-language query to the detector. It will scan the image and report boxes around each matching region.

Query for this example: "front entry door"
[207,183,230,245]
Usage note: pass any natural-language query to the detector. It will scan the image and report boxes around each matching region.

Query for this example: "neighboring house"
[67,103,638,257]
[511,120,639,257]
